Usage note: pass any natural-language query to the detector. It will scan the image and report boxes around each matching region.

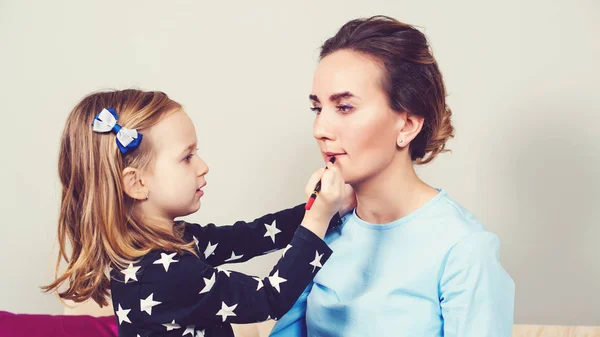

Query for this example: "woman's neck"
[353,156,439,224]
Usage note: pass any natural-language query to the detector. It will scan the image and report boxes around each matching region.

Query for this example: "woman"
[269,16,514,337]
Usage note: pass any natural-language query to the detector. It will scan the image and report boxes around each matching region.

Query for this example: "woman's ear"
[396,112,424,148]
[122,167,148,200]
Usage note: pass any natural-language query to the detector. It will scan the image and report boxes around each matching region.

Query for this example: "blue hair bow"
[92,108,143,154]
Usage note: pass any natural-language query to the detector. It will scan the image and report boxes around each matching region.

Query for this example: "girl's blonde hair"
[42,89,196,307]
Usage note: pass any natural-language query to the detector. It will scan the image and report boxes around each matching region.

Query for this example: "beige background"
[0,0,598,325]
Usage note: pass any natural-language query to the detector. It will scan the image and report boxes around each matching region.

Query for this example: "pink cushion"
[0,311,117,337]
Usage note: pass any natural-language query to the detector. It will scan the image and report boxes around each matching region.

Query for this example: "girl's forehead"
[148,109,197,154]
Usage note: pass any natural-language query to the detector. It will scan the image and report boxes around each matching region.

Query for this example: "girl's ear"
[122,167,148,200]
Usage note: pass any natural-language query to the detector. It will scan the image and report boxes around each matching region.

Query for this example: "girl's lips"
[196,182,206,196]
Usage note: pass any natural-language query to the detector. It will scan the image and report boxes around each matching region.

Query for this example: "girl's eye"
[310,106,322,114]
[184,148,200,163]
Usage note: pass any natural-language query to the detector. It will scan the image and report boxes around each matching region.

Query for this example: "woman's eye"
[337,104,354,113]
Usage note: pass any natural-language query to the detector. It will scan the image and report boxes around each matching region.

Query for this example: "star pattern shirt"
[110,204,341,337]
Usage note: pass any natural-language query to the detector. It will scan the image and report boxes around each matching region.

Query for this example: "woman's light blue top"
[270,189,514,337]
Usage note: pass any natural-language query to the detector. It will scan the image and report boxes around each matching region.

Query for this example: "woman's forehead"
[312,50,384,99]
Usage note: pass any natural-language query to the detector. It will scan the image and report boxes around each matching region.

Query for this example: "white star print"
[203,241,218,259]
[140,293,161,315]
[199,273,216,294]
[264,220,281,243]
[224,251,244,262]
[217,267,231,277]
[183,325,195,336]
[309,251,324,272]
[268,270,287,293]
[163,320,181,331]
[121,263,140,284]
[115,304,131,325]
[196,329,205,337]
[216,301,238,322]
[282,244,292,257]
[253,276,264,291]
[153,252,178,272]
[193,236,199,250]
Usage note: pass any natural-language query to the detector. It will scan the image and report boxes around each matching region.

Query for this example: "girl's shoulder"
[110,246,203,285]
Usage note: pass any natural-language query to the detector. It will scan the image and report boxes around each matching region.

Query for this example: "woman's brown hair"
[320,15,454,164]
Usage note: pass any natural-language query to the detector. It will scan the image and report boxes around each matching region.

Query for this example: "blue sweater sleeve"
[439,231,515,337]
[268,282,312,337]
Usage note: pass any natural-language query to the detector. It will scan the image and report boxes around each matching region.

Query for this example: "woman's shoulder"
[419,190,504,250]
[426,191,484,230]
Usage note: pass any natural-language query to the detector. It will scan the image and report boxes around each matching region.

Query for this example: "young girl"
[43,89,352,337]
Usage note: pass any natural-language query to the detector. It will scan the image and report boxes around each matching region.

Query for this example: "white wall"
[0,0,598,325]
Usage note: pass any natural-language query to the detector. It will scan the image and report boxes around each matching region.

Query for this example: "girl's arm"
[110,224,333,333]
[186,204,342,266]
